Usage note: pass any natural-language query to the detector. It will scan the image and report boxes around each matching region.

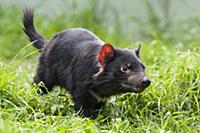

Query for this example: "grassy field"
[0,2,200,133]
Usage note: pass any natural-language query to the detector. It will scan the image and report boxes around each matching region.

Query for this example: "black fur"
[22,8,151,117]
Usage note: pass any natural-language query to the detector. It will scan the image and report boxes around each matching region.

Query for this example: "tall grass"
[0,43,199,132]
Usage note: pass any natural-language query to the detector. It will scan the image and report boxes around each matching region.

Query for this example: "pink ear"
[97,44,115,66]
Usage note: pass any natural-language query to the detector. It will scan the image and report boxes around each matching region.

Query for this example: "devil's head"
[95,43,151,94]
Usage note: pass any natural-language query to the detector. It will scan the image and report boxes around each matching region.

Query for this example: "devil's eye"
[121,64,130,73]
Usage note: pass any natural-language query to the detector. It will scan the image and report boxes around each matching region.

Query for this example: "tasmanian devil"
[22,8,151,117]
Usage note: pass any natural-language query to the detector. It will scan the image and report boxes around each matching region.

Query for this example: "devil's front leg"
[72,88,99,117]
[94,101,106,110]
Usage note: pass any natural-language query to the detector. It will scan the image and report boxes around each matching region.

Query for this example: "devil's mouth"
[121,83,145,93]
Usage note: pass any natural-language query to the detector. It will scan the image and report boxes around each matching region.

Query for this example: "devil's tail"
[22,8,46,50]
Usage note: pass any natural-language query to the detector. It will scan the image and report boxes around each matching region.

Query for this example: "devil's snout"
[141,77,151,88]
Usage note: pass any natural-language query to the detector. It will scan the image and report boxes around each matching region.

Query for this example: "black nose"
[141,78,151,88]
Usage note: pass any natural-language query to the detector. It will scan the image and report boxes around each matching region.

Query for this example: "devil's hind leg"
[34,57,56,94]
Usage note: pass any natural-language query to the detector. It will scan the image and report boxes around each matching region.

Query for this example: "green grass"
[0,2,200,133]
